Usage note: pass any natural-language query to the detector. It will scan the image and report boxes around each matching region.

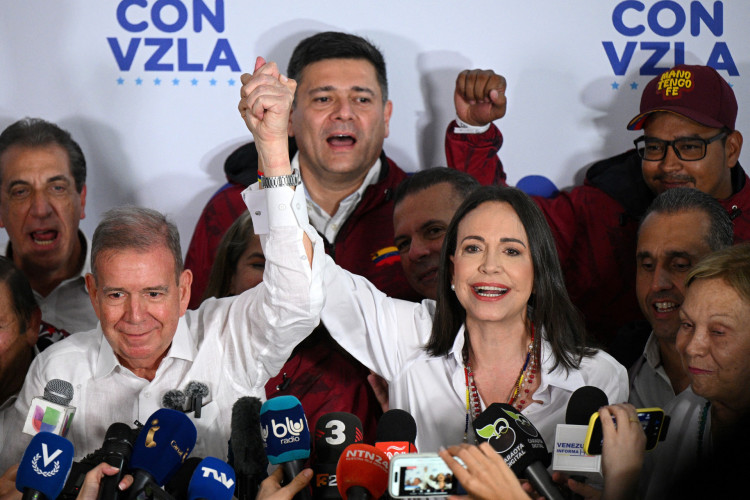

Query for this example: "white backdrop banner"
[1,0,747,253]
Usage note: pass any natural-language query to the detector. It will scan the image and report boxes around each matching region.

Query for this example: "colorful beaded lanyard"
[463,324,539,442]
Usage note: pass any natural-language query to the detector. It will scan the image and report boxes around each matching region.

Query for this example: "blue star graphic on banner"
[154,78,162,85]
[210,78,217,86]
[191,78,198,86]
[611,82,620,90]
[228,79,236,86]
[117,78,124,85]
[172,78,180,86]
[630,82,638,90]
[135,78,143,85]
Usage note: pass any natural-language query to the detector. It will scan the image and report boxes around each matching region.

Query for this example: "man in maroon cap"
[443,65,747,351]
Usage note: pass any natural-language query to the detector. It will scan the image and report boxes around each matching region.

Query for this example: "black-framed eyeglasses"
[634,130,729,161]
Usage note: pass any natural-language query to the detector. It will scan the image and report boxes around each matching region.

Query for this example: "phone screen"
[584,408,665,455]
[389,454,460,497]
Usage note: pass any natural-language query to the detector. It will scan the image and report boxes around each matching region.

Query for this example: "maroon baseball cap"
[627,65,737,131]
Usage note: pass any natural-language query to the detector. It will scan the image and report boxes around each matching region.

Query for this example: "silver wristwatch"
[260,169,302,189]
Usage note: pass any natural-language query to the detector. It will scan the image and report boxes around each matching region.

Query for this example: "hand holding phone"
[389,453,461,498]
[583,406,667,455]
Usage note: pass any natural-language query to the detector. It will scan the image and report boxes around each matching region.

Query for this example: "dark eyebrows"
[460,235,526,248]
[636,249,694,261]
[7,175,71,189]
[308,85,376,96]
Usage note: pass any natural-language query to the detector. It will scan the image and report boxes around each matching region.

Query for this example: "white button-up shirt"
[628,333,678,408]
[0,185,323,467]
[321,259,628,452]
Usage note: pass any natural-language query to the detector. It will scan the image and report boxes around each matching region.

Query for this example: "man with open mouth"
[0,118,97,333]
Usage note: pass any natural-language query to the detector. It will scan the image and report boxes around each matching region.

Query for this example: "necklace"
[697,400,710,458]
[463,325,538,442]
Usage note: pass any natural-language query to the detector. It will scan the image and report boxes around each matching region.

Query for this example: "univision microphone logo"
[262,417,306,445]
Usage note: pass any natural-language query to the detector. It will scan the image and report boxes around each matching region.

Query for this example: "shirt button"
[278,203,287,210]
[144,392,151,398]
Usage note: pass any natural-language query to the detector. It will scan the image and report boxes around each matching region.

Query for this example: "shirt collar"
[643,332,662,369]
[94,317,196,379]
[296,152,383,240]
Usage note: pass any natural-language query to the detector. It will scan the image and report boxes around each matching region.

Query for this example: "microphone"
[15,431,75,500]
[229,397,269,500]
[335,444,389,500]
[313,412,364,499]
[552,386,607,485]
[126,408,198,500]
[22,379,76,437]
[162,389,188,411]
[185,381,209,418]
[374,409,418,459]
[187,457,236,500]
[473,403,563,500]
[96,422,136,500]
[260,395,312,500]
[164,457,202,500]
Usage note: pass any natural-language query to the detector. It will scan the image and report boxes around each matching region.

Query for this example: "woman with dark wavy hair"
[322,185,627,451]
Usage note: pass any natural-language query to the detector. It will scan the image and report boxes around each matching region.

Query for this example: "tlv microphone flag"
[260,395,311,465]
[313,412,364,500]
[127,407,198,498]
[23,379,76,437]
[16,431,75,500]
[473,403,564,500]
[187,456,236,500]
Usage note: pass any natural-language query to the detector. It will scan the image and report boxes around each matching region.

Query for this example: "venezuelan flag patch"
[371,246,400,266]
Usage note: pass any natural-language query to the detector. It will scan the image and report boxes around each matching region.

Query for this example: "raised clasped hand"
[238,57,297,171]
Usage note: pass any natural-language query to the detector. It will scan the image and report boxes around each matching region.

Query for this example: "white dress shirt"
[628,333,678,408]
[4,231,98,334]
[295,152,382,243]
[0,185,324,467]
[321,258,628,452]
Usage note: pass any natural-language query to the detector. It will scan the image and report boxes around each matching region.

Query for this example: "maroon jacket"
[183,140,418,441]
[445,122,750,347]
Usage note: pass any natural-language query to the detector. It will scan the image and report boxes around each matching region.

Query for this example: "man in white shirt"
[0,61,323,467]
[628,187,733,409]
[0,118,97,333]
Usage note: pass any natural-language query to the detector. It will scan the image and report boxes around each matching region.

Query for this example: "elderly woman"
[639,242,750,499]
[322,185,627,451]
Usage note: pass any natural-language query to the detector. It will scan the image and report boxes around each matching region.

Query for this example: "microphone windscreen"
[473,403,550,473]
[565,386,609,425]
[335,444,389,500]
[165,456,203,500]
[162,389,187,411]
[187,457,236,500]
[185,381,210,399]
[44,379,74,405]
[315,412,363,464]
[260,395,311,465]
[130,408,198,485]
[16,431,74,499]
[374,409,416,443]
[230,396,267,476]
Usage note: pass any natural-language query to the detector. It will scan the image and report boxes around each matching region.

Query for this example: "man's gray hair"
[91,206,183,282]
[641,187,734,251]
